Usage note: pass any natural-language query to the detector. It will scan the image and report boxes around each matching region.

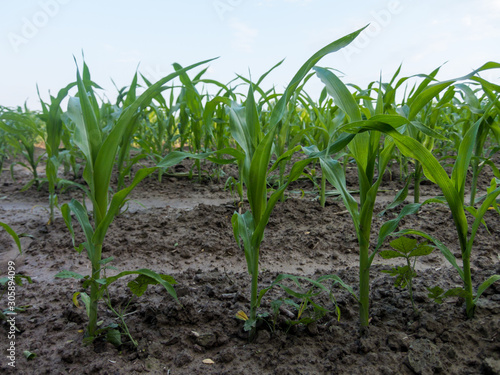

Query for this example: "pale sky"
[1,0,500,109]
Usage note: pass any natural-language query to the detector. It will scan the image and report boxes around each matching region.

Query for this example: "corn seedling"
[347,66,500,318]
[56,58,214,341]
[454,82,500,206]
[0,220,23,254]
[38,81,80,224]
[229,26,366,340]
[0,110,45,191]
[313,66,400,330]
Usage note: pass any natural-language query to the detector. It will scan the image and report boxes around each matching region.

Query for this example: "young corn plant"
[229,26,367,340]
[347,69,500,318]
[38,81,81,224]
[299,91,348,207]
[312,67,399,330]
[0,110,45,190]
[56,58,214,342]
[0,220,23,254]
[455,81,500,206]
[115,71,147,191]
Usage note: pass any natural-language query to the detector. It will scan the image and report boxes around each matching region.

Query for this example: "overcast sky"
[1,0,500,110]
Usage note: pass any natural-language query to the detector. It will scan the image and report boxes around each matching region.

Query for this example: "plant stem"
[195,159,201,181]
[413,161,422,204]
[105,293,138,347]
[87,244,102,337]
[358,233,370,329]
[469,164,479,206]
[407,258,416,312]
[462,254,474,318]
[249,245,260,341]
[320,172,326,207]
[49,192,55,225]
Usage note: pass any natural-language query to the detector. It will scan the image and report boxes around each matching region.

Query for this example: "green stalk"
[279,161,286,202]
[469,163,479,206]
[88,243,102,337]
[195,158,201,181]
[249,245,260,340]
[413,161,422,204]
[358,232,370,328]
[320,172,326,207]
[61,59,213,341]
[462,247,474,318]
[407,258,416,312]
[49,191,55,225]
[357,185,376,329]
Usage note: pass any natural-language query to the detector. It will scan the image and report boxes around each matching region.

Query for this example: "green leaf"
[313,67,361,122]
[409,121,449,141]
[427,285,445,303]
[320,156,359,231]
[0,221,22,254]
[64,200,95,258]
[381,267,401,277]
[389,237,418,254]
[104,269,178,301]
[23,350,36,360]
[74,67,102,165]
[92,58,217,222]
[270,25,368,129]
[467,183,500,257]
[396,229,464,280]
[13,274,32,286]
[127,274,161,297]
[80,292,91,318]
[245,83,261,152]
[99,257,115,265]
[93,167,157,246]
[379,250,405,259]
[232,211,255,275]
[444,287,470,299]
[55,270,86,280]
[427,286,468,304]
[408,81,454,120]
[243,318,256,332]
[375,203,421,250]
[378,175,411,217]
[474,275,500,304]
[157,150,213,169]
[451,120,479,199]
[248,129,276,225]
[106,329,123,347]
[409,244,434,257]
[347,119,470,249]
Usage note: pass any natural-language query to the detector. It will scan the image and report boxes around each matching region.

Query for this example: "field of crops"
[1,27,500,374]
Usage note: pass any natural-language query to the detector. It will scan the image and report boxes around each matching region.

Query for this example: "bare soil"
[1,156,500,375]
